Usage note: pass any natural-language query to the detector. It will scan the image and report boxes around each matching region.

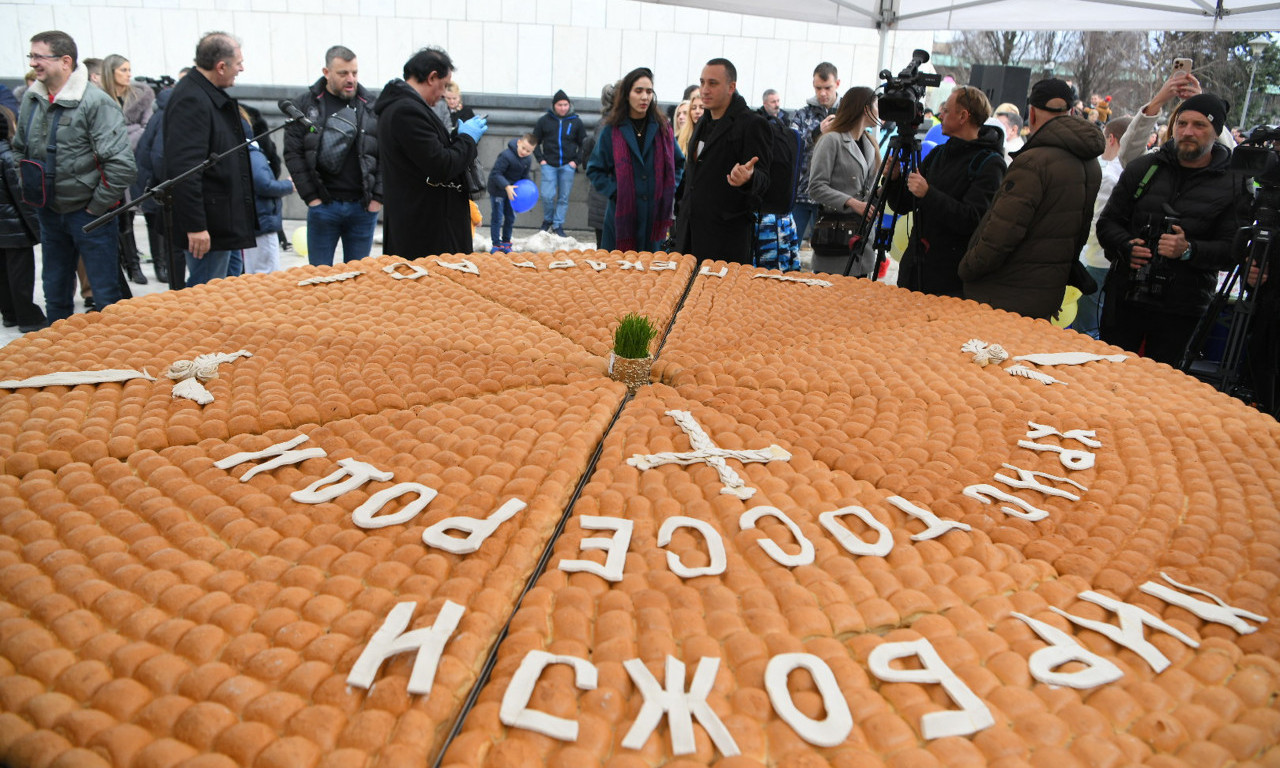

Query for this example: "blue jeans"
[490,195,515,243]
[539,164,574,227]
[36,207,122,322]
[791,201,818,244]
[307,200,380,266]
[184,250,234,287]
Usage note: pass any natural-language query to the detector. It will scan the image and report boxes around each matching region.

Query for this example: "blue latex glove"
[458,115,488,143]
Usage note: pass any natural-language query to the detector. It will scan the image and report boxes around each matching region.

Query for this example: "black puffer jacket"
[1096,141,1250,316]
[960,114,1104,319]
[887,124,1006,297]
[0,137,39,247]
[284,79,381,206]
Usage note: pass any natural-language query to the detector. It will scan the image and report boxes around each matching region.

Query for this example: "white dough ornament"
[1006,365,1067,385]
[0,369,155,389]
[298,271,363,286]
[960,338,1009,367]
[1013,352,1128,366]
[752,273,832,287]
[626,409,791,500]
[167,350,252,404]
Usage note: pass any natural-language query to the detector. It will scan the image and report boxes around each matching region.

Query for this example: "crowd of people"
[0,28,1266,383]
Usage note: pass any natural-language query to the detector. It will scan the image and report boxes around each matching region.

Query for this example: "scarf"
[611,118,676,250]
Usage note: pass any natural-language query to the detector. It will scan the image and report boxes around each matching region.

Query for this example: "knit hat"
[1028,78,1075,113]
[552,89,570,106]
[1179,93,1228,135]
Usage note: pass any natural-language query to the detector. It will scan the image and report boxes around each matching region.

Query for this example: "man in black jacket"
[1097,93,1251,365]
[284,45,381,266]
[164,31,255,286]
[374,47,486,260]
[887,85,1006,297]
[672,58,772,265]
[532,90,584,236]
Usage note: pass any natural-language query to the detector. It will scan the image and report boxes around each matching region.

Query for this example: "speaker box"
[970,65,1033,112]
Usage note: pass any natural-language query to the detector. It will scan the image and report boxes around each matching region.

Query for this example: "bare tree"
[951,31,1034,68]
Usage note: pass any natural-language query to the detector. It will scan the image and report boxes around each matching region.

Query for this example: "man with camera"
[1096,94,1252,365]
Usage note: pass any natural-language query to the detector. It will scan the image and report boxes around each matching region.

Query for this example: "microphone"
[278,99,316,131]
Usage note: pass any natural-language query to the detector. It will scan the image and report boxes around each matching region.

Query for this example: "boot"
[153,252,170,283]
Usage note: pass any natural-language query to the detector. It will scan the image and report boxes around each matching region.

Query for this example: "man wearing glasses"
[13,30,136,323]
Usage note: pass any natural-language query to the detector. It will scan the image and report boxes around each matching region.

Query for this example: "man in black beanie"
[532,89,584,236]
[1096,92,1252,365]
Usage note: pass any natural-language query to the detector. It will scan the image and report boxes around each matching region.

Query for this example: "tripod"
[1180,187,1277,412]
[845,124,922,280]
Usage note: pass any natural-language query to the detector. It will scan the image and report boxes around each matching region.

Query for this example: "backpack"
[758,117,801,215]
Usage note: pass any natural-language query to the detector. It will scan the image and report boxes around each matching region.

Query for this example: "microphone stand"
[84,118,304,291]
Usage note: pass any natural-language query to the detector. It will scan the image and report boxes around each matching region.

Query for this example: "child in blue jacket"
[487,134,535,253]
[244,120,294,273]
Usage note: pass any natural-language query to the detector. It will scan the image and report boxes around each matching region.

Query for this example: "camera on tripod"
[1127,203,1180,304]
[877,50,942,130]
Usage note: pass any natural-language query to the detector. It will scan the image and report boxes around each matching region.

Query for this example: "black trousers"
[0,246,46,329]
[1100,300,1201,366]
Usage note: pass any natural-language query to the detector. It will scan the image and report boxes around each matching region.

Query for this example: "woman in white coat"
[807,87,880,277]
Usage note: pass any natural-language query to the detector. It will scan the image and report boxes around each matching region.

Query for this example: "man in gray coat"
[14,30,136,322]
[960,79,1104,320]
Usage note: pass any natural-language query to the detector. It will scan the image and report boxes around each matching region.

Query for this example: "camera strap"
[1132,164,1159,200]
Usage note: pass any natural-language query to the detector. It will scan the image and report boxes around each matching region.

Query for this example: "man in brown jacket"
[959,79,1105,320]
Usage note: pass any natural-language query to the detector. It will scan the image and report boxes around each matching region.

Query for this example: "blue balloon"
[924,122,947,145]
[920,140,938,158]
[511,179,538,213]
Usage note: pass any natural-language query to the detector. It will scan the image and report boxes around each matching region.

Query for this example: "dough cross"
[626,409,791,499]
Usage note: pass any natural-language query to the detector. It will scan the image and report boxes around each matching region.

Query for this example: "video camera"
[877,49,942,130]
[1127,203,1180,304]
[134,75,176,96]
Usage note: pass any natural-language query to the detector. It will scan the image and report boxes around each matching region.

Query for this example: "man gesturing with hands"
[672,58,771,265]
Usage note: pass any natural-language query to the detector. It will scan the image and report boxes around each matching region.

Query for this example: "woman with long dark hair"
[587,67,683,252]
[807,86,881,276]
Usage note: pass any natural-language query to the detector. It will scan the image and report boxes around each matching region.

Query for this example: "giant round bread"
[0,253,1275,768]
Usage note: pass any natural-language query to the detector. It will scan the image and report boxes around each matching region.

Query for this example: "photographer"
[1097,94,1252,365]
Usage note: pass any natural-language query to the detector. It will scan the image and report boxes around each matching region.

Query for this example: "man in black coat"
[887,86,1006,297]
[284,45,382,267]
[374,47,487,260]
[1096,93,1251,365]
[672,58,772,265]
[164,31,256,286]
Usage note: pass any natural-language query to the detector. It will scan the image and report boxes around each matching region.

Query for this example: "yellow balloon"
[1053,285,1082,328]
[293,225,309,257]
[890,213,911,262]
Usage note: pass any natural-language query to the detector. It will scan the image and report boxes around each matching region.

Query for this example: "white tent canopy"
[639,0,1280,31]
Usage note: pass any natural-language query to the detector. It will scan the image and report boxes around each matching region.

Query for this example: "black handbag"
[464,157,486,201]
[810,209,864,256]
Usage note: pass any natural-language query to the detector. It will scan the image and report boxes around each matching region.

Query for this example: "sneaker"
[490,245,505,254]
[18,324,44,333]
[553,226,567,238]
[1,319,15,328]
[500,241,513,253]
[540,221,553,232]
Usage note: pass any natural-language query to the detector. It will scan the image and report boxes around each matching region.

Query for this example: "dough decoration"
[422,498,526,554]
[0,368,155,389]
[651,261,678,271]
[752,273,832,287]
[1006,364,1067,385]
[167,350,252,404]
[549,259,575,269]
[558,516,633,581]
[434,258,479,274]
[740,506,816,566]
[618,260,645,271]
[626,409,792,499]
[1139,572,1268,635]
[993,463,1088,501]
[657,516,727,577]
[513,260,537,269]
[867,639,995,739]
[960,338,1010,367]
[290,457,395,504]
[819,505,894,556]
[586,260,608,271]
[499,651,599,741]
[1051,590,1199,673]
[382,262,430,280]
[765,653,854,747]
[1013,352,1128,366]
[963,483,1050,521]
[1018,421,1099,471]
[213,434,328,481]
[1012,611,1125,689]
[886,495,973,541]
[346,600,465,695]
[622,656,739,756]
[699,265,728,277]
[297,271,363,286]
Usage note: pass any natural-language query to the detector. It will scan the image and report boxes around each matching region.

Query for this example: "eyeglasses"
[26,53,63,62]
